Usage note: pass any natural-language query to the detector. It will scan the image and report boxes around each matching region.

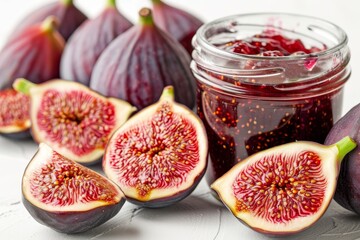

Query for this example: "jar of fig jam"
[191,13,350,185]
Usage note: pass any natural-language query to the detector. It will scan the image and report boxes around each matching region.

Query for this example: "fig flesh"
[103,86,208,207]
[60,0,132,85]
[211,137,356,236]
[325,103,360,215]
[9,0,87,41]
[0,89,31,138]
[90,8,195,110]
[22,143,125,233]
[0,17,65,90]
[151,0,203,54]
[13,78,136,165]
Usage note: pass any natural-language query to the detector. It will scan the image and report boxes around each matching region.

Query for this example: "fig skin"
[90,8,196,110]
[22,143,126,234]
[0,17,65,90]
[325,103,360,214]
[60,0,132,85]
[151,0,203,54]
[8,0,87,41]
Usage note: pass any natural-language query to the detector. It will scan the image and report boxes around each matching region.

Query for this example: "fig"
[103,86,208,208]
[211,136,356,236]
[90,8,195,110]
[60,0,132,85]
[0,89,31,138]
[9,0,87,41]
[151,0,203,54]
[22,143,125,233]
[325,103,360,215]
[13,78,136,165]
[0,17,65,90]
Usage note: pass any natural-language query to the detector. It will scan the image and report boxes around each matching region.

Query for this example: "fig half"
[60,0,132,85]
[211,137,356,236]
[13,78,136,165]
[0,17,65,90]
[325,103,360,215]
[22,143,125,233]
[0,89,30,138]
[151,0,203,54]
[90,8,195,110]
[9,0,87,41]
[103,86,208,207]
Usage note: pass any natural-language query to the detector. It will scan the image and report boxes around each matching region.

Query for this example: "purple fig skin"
[151,0,203,54]
[8,0,87,41]
[325,103,360,214]
[60,3,132,85]
[0,19,65,90]
[22,196,125,233]
[90,9,195,110]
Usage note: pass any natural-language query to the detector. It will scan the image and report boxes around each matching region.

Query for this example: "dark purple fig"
[325,103,360,215]
[9,0,87,41]
[0,89,31,139]
[22,143,125,233]
[13,78,136,165]
[60,0,132,85]
[212,137,356,236]
[103,86,208,208]
[90,8,195,110]
[151,0,203,54]
[0,17,65,90]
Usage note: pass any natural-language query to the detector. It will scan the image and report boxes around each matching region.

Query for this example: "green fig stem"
[61,0,73,6]
[334,136,357,163]
[160,86,175,102]
[151,0,162,4]
[107,0,117,8]
[41,16,59,33]
[139,8,154,26]
[13,78,36,95]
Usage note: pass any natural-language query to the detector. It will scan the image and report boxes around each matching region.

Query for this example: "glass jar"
[191,13,350,185]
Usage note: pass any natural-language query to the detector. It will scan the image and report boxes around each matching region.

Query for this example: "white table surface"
[1,0,360,239]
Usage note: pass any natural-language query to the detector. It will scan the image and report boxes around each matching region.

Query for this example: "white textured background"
[1,1,360,240]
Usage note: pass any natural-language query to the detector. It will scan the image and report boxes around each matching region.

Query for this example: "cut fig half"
[22,143,125,233]
[0,89,31,138]
[103,86,208,207]
[211,137,356,236]
[13,78,136,164]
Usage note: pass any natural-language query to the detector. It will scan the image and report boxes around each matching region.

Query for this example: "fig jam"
[191,13,350,184]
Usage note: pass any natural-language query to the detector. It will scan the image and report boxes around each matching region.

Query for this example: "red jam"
[192,25,349,184]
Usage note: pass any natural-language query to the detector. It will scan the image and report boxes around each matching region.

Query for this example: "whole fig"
[90,8,195,110]
[8,0,87,41]
[61,0,132,85]
[325,103,360,214]
[151,0,203,54]
[0,17,65,90]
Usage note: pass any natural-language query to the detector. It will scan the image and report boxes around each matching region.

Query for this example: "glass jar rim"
[194,12,348,61]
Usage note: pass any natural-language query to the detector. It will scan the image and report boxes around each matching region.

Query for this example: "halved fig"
[211,137,356,236]
[0,17,65,90]
[103,86,208,207]
[0,89,31,138]
[60,0,132,85]
[22,143,125,233]
[90,8,195,110]
[151,0,203,54]
[9,0,87,41]
[13,78,136,165]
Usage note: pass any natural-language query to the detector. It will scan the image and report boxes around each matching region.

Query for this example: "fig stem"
[139,8,154,26]
[160,86,175,102]
[334,136,357,162]
[13,78,36,95]
[41,16,59,33]
[151,0,162,4]
[107,0,117,7]
[61,0,73,6]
